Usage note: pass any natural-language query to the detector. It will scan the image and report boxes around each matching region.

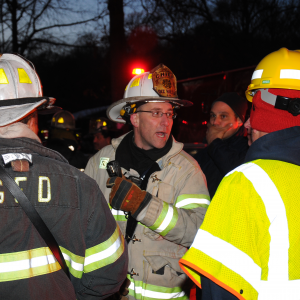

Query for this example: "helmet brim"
[107,96,193,123]
[0,98,47,127]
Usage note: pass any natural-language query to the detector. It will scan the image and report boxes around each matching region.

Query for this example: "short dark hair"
[19,111,38,125]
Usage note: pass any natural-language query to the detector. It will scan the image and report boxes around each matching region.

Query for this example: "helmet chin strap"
[0,97,50,108]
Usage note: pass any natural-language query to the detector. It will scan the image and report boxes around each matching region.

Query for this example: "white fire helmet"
[0,53,55,127]
[106,64,193,123]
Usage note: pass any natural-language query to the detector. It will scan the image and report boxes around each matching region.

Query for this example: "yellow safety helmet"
[246,48,300,102]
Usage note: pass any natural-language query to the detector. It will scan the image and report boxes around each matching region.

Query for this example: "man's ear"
[130,113,139,128]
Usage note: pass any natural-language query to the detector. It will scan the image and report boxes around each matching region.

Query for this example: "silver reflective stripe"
[280,69,300,80]
[175,198,210,208]
[155,205,174,233]
[0,254,56,273]
[111,208,125,216]
[129,281,186,299]
[62,253,83,272]
[251,69,263,80]
[84,233,122,267]
[191,229,261,290]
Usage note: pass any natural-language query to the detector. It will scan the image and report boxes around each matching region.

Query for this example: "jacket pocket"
[142,250,191,290]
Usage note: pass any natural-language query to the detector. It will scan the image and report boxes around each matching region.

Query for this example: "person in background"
[47,110,89,169]
[195,92,249,198]
[180,47,300,300]
[90,117,116,151]
[0,53,127,299]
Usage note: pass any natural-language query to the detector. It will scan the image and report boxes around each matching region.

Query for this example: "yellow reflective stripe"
[84,225,125,273]
[60,246,84,279]
[130,78,140,88]
[127,276,188,300]
[175,194,210,209]
[0,247,60,282]
[149,202,178,236]
[18,68,32,83]
[0,68,9,84]
[111,208,127,222]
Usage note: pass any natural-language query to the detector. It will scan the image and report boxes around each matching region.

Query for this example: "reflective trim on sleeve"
[149,202,178,236]
[127,276,188,300]
[84,225,125,273]
[175,194,210,209]
[60,246,84,279]
[0,247,61,282]
[110,207,127,222]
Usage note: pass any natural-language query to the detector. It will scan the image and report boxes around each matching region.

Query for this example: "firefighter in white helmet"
[85,64,210,300]
[0,53,127,299]
[180,48,300,300]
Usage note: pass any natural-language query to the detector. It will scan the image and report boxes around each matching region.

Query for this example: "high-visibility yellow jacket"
[180,159,300,300]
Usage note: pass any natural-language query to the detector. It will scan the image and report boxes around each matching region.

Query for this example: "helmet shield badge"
[151,64,178,98]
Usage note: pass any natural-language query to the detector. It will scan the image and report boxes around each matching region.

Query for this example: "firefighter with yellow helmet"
[179,48,300,300]
[85,64,210,300]
[0,54,128,299]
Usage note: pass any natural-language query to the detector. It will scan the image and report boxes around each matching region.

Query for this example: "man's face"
[93,132,110,151]
[209,101,242,139]
[131,102,173,150]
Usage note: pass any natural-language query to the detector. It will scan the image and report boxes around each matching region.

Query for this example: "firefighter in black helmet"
[47,110,89,169]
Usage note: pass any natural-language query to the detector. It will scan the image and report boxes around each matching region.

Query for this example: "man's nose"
[160,113,170,126]
[212,116,219,125]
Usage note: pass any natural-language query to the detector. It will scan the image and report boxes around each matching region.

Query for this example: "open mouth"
[156,132,167,138]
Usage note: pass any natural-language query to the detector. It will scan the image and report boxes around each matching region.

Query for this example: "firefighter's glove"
[107,177,152,219]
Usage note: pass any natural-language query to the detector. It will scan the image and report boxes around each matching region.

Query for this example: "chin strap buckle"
[126,234,141,244]
[129,268,139,277]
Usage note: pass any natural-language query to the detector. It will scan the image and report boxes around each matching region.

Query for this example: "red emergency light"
[132,68,145,75]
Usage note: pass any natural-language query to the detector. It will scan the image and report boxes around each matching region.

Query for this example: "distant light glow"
[132,68,145,75]
[202,121,207,125]
[182,120,188,124]
[223,75,226,80]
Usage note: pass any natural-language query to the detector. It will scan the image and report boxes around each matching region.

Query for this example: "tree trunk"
[108,0,126,103]
[11,0,18,52]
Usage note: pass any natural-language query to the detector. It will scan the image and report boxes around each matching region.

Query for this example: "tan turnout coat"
[85,133,210,300]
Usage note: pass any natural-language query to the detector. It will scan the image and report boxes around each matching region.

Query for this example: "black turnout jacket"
[0,137,127,300]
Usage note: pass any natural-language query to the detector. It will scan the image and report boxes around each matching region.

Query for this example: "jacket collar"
[111,131,183,168]
[0,137,68,163]
[244,126,300,166]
